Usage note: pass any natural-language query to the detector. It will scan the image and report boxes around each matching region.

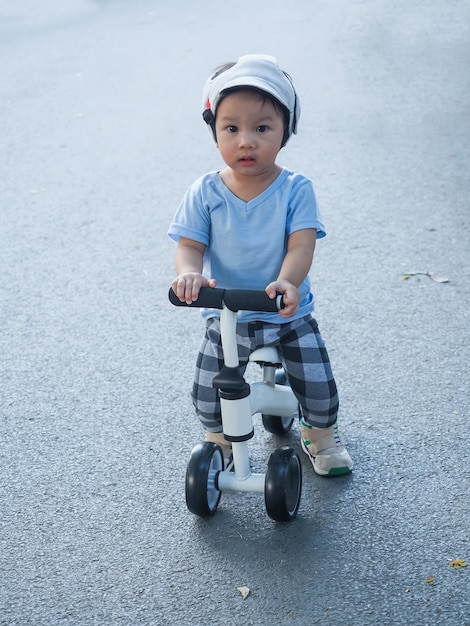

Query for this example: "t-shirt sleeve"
[167,177,211,245]
[286,177,326,239]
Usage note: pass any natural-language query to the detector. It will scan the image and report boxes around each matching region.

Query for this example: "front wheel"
[185,442,223,517]
[265,446,302,522]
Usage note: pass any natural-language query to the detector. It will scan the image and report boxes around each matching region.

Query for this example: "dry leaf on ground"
[237,586,250,599]
[402,271,449,283]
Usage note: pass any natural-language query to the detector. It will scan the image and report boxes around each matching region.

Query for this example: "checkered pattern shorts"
[192,314,339,432]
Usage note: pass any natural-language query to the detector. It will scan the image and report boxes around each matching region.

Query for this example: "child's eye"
[256,125,268,133]
[227,125,238,133]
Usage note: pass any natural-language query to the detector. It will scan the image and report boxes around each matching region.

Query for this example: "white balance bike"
[169,287,302,522]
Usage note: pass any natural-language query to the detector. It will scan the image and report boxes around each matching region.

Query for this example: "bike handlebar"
[168,287,284,312]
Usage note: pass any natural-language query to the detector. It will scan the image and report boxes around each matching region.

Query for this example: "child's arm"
[172,237,217,304]
[265,229,317,318]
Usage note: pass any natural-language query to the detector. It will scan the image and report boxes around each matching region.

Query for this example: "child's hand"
[172,273,217,304]
[265,280,300,318]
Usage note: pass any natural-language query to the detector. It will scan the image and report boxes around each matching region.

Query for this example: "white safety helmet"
[202,54,300,146]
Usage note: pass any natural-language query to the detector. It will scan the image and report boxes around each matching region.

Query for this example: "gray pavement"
[1,1,469,624]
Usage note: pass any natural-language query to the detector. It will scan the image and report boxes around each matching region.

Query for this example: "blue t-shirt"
[168,167,326,323]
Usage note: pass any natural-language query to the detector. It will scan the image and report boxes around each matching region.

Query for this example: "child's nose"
[238,131,256,148]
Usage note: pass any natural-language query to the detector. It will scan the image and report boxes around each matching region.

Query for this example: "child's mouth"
[240,156,255,164]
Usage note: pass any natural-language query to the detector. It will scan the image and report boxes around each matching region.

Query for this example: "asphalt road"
[1,1,469,625]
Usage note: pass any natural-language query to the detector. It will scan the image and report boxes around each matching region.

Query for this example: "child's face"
[214,90,285,178]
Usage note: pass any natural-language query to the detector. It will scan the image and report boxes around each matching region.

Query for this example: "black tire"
[262,370,298,434]
[185,442,223,517]
[265,446,302,522]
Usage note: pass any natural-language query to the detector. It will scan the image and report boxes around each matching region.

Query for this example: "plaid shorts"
[192,314,339,432]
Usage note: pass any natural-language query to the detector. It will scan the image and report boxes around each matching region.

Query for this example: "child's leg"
[191,317,226,433]
[278,316,353,477]
[191,318,252,467]
[191,317,231,467]
[191,317,252,429]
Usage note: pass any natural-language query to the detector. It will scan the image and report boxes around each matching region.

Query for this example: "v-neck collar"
[214,168,289,210]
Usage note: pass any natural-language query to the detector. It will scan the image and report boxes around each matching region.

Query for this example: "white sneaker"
[300,419,353,477]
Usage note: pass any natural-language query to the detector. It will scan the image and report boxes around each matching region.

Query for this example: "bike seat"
[249,347,281,365]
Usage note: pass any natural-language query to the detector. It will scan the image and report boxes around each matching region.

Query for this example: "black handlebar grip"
[168,287,225,309]
[223,289,282,312]
[168,287,284,312]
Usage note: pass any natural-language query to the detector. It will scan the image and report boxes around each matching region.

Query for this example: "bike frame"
[216,304,299,491]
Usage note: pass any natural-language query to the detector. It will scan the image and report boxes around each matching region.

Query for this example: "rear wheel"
[265,446,302,522]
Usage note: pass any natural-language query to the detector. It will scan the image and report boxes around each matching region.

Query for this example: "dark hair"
[218,86,290,130]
